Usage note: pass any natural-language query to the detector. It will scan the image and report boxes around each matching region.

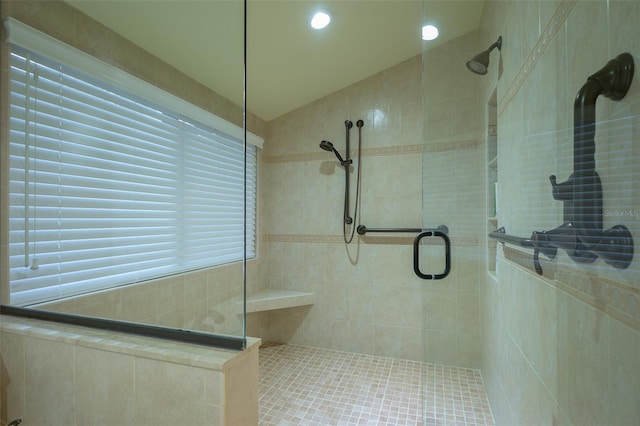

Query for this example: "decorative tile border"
[498,0,578,117]
[263,234,344,244]
[262,140,480,164]
[555,267,640,332]
[364,144,423,157]
[424,139,480,153]
[502,245,639,332]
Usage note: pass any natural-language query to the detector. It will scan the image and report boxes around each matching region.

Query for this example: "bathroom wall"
[257,31,485,367]
[478,1,640,424]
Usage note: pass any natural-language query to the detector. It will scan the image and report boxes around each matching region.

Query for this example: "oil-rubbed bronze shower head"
[319,140,334,152]
[319,140,348,165]
[467,36,502,75]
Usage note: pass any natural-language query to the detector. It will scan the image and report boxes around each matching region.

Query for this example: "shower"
[320,140,349,166]
[467,35,502,75]
[319,119,364,243]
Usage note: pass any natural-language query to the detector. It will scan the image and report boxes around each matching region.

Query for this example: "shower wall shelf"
[485,87,498,280]
[238,289,315,314]
[489,53,635,276]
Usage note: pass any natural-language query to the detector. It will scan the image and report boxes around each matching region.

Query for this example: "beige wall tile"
[561,293,610,425]
[607,318,640,425]
[374,324,402,359]
[184,273,207,306]
[157,279,185,315]
[424,288,457,332]
[0,333,26,423]
[456,289,480,335]
[24,338,75,425]
[134,358,206,425]
[425,330,456,365]
[348,284,374,324]
[349,321,375,355]
[224,344,258,426]
[400,326,424,362]
[329,319,350,352]
[75,347,135,426]
[121,284,158,323]
[456,333,480,369]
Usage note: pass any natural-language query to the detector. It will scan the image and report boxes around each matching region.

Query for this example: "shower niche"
[486,88,498,280]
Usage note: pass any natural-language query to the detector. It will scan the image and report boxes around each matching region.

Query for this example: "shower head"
[319,140,348,165]
[467,36,502,75]
[319,140,334,152]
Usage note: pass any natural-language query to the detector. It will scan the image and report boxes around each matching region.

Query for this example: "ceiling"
[65,1,484,122]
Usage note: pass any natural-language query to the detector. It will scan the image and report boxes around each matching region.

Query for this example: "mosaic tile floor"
[259,343,494,425]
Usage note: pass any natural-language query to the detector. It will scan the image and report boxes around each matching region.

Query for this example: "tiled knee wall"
[0,316,260,425]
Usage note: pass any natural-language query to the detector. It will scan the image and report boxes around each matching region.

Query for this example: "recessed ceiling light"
[311,10,331,30]
[422,24,439,41]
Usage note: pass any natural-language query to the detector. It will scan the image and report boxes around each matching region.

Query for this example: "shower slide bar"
[489,53,635,276]
[357,224,451,280]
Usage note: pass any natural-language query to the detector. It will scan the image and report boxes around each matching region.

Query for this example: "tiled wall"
[1,316,260,425]
[35,260,258,337]
[257,32,485,367]
[479,1,640,424]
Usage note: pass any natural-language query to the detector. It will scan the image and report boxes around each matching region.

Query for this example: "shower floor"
[258,343,494,425]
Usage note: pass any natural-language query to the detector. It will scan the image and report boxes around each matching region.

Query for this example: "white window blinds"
[7,20,259,306]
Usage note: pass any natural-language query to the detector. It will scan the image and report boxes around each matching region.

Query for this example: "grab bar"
[357,225,449,235]
[489,227,537,249]
[489,227,557,275]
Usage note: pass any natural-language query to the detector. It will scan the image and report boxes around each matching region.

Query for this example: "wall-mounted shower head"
[320,140,349,166]
[467,36,502,75]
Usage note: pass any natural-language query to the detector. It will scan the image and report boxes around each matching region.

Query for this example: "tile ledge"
[0,314,259,371]
[241,289,315,313]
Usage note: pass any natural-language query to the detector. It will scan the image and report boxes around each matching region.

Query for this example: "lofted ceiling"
[65,1,484,122]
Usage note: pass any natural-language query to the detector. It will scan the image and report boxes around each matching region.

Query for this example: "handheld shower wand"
[319,119,364,244]
[319,140,350,166]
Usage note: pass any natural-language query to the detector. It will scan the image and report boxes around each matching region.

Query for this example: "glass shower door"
[420,2,640,425]
[2,0,250,349]
[419,2,493,423]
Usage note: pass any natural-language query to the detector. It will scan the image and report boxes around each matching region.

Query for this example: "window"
[6,19,260,306]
